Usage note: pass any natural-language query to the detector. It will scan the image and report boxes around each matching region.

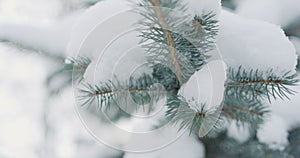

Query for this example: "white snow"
[48,88,122,158]
[217,10,297,75]
[236,0,300,28]
[0,0,222,58]
[178,59,227,137]
[185,0,221,18]
[290,36,300,55]
[266,74,300,129]
[179,60,226,109]
[0,0,300,156]
[254,68,300,151]
[0,0,62,25]
[0,44,45,158]
[124,133,205,158]
[67,0,134,59]
[64,0,153,84]
[0,43,122,158]
[0,1,123,157]
[257,115,289,150]
[0,18,76,55]
[78,29,149,83]
[227,122,251,143]
[0,0,110,56]
[0,0,78,55]
[218,9,299,149]
[0,0,79,56]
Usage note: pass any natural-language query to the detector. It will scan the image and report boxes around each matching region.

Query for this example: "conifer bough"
[75,0,298,137]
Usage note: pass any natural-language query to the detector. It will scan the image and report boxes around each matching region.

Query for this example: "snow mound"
[67,0,134,59]
[179,60,226,109]
[236,0,300,27]
[217,10,297,75]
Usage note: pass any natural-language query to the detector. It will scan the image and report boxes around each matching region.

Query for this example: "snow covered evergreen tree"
[0,0,300,157]
[70,0,300,157]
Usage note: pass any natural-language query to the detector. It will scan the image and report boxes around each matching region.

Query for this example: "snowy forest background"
[0,0,300,158]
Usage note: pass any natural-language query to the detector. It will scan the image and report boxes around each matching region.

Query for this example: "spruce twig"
[166,95,221,135]
[137,0,218,85]
[149,0,183,83]
[226,66,299,102]
[78,74,176,110]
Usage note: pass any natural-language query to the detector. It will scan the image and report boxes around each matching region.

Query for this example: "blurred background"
[0,0,299,158]
[0,0,123,158]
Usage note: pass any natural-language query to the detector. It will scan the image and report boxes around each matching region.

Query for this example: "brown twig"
[90,88,176,97]
[226,80,284,88]
[149,0,183,83]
